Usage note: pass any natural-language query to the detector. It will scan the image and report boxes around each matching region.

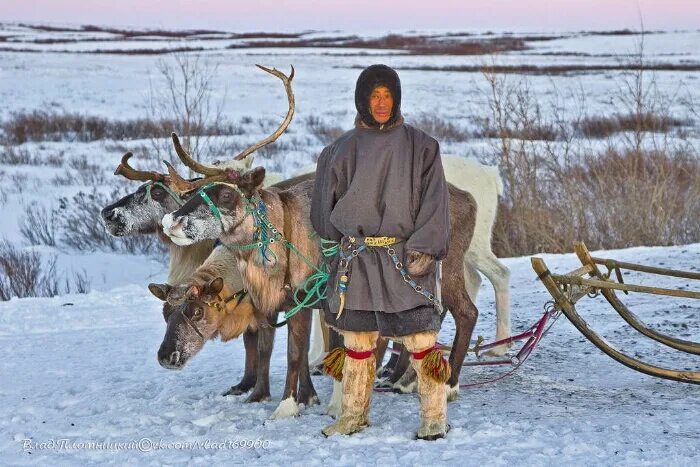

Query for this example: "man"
[310,64,451,440]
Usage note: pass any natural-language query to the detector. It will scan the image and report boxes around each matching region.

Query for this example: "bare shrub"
[305,116,345,145]
[147,52,233,167]
[0,241,58,299]
[409,115,472,142]
[482,29,700,257]
[71,270,91,294]
[20,206,57,246]
[0,145,36,164]
[10,173,30,194]
[68,156,107,185]
[0,240,92,300]
[51,169,78,186]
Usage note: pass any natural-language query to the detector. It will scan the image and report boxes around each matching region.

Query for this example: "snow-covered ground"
[0,23,698,465]
[0,243,698,465]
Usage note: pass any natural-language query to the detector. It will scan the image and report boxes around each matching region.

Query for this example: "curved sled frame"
[531,244,700,384]
[574,243,700,355]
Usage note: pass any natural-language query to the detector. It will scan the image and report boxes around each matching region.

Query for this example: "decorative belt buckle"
[365,236,396,247]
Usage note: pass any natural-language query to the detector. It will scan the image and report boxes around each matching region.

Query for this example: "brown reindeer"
[159,66,480,415]
[145,245,316,416]
[161,162,480,405]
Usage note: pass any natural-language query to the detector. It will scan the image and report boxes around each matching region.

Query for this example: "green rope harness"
[196,182,337,322]
[145,181,186,206]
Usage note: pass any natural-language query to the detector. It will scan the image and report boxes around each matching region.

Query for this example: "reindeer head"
[161,167,267,246]
[149,278,252,369]
[101,139,255,238]
[100,153,180,236]
[160,64,294,247]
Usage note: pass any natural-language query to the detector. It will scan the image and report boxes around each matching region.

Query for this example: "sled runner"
[531,242,699,384]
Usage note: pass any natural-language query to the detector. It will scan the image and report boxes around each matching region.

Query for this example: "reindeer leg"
[245,324,275,403]
[271,308,311,418]
[387,343,410,384]
[326,326,344,418]
[296,309,319,407]
[223,328,258,396]
[444,289,478,402]
[482,253,511,355]
[308,309,326,375]
[375,336,390,376]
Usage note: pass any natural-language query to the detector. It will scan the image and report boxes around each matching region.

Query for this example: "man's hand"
[406,250,435,277]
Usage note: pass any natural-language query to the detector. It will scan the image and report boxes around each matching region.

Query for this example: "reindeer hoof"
[270,396,300,419]
[392,379,417,394]
[446,383,460,402]
[223,382,253,396]
[374,378,393,389]
[485,343,512,357]
[376,365,393,379]
[297,392,320,407]
[245,390,271,403]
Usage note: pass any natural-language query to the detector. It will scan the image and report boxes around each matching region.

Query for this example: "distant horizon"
[2,19,698,36]
[2,0,698,34]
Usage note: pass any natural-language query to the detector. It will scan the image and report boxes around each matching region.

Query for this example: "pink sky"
[3,0,698,32]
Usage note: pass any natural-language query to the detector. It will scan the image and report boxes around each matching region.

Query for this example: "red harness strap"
[346,348,374,360]
[411,345,439,360]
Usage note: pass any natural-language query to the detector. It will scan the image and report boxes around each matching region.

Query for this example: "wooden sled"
[531,242,700,384]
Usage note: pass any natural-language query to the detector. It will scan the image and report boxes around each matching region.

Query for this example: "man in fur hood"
[311,64,451,440]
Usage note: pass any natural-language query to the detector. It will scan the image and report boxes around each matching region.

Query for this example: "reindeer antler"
[114,152,166,182]
[171,133,221,176]
[163,159,240,194]
[234,65,295,161]
[171,65,295,182]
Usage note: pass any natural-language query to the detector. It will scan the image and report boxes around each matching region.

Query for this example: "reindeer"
[100,123,321,401]
[145,243,320,418]
[159,66,482,414]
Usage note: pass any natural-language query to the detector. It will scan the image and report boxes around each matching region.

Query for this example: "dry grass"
[574,113,691,138]
[383,63,700,75]
[229,34,527,55]
[409,115,473,142]
[0,240,91,300]
[492,148,700,257]
[1,110,242,144]
[305,116,345,145]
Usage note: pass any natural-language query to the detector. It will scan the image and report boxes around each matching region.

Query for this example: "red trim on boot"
[346,348,374,360]
[411,345,439,360]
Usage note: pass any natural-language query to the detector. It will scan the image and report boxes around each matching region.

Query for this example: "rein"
[181,288,248,340]
[196,183,330,325]
[144,181,186,206]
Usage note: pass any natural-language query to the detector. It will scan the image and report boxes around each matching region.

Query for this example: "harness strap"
[144,181,186,206]
[181,311,205,339]
[198,187,223,222]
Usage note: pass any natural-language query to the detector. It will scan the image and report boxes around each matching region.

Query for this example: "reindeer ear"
[148,283,171,301]
[203,277,224,298]
[238,167,266,197]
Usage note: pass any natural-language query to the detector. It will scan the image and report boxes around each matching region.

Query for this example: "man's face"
[369,85,393,125]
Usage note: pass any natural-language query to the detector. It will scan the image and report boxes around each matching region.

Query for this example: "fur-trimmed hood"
[354,64,403,130]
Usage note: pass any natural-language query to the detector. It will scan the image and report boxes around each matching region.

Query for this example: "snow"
[0,243,698,465]
[0,23,698,465]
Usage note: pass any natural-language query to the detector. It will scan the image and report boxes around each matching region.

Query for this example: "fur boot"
[404,331,449,440]
[322,331,377,437]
